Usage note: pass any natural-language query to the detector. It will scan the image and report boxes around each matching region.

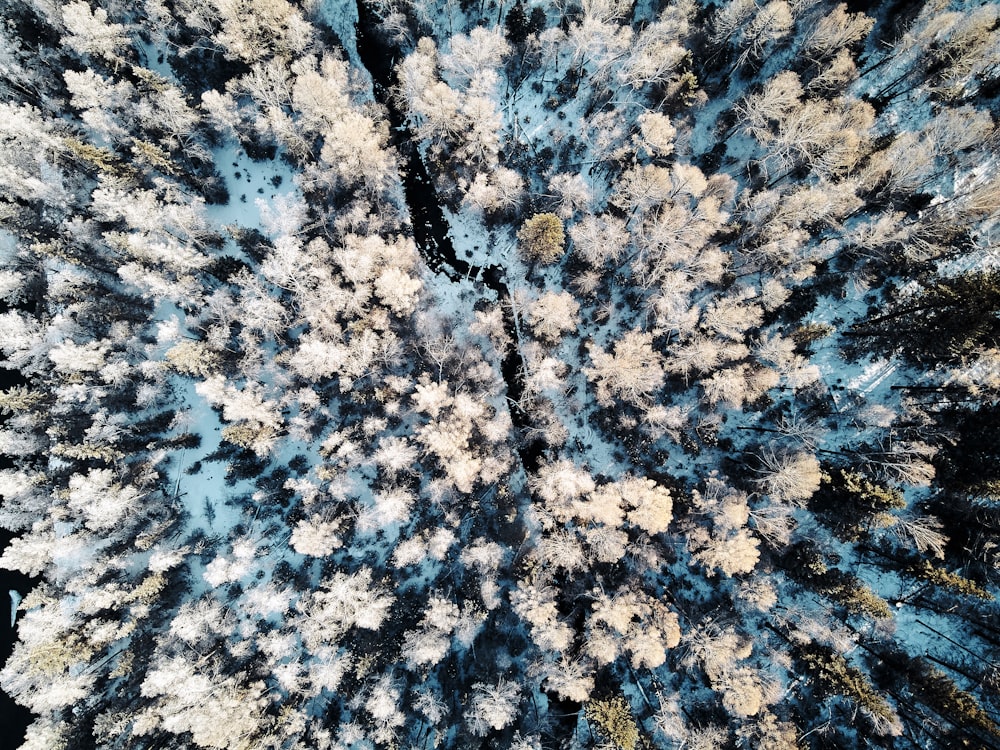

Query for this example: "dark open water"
[0,362,34,746]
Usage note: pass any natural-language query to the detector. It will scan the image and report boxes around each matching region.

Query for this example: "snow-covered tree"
[61,1,130,62]
[290,516,343,557]
[804,4,874,61]
[67,468,142,532]
[464,680,521,736]
[584,330,665,407]
[527,290,579,343]
[755,447,822,505]
[211,0,312,62]
[569,213,630,267]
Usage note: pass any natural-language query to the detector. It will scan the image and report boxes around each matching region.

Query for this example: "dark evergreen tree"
[527,7,547,36]
[812,467,905,541]
[936,403,1000,499]
[849,271,1000,364]
[504,1,530,46]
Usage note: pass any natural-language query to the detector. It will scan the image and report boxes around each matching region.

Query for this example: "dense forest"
[1,0,999,747]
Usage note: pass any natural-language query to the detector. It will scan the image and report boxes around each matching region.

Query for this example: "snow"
[167,379,245,535]
[135,35,176,81]
[686,95,732,158]
[439,205,516,275]
[847,357,897,398]
[317,0,365,73]
[205,143,299,231]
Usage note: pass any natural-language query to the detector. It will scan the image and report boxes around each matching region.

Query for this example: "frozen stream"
[353,0,583,735]
[353,1,544,471]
